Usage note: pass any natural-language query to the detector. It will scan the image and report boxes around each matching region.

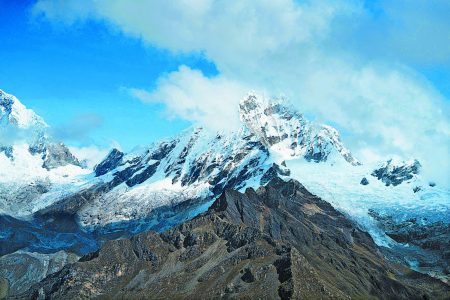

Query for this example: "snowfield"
[285,156,450,247]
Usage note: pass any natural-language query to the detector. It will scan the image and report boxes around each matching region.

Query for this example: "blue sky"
[0,0,216,150]
[1,0,449,182]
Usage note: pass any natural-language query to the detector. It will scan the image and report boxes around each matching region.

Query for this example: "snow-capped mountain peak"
[0,89,82,170]
[0,89,48,129]
[0,89,87,216]
[239,93,360,165]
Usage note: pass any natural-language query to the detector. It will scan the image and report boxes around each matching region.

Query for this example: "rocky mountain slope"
[0,250,79,297]
[10,178,449,299]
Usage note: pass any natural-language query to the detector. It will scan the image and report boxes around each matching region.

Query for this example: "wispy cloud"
[52,113,103,142]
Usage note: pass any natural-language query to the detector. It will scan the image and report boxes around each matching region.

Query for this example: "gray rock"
[260,163,291,186]
[360,177,369,185]
[0,146,13,160]
[0,251,78,297]
[371,159,421,186]
[94,148,124,176]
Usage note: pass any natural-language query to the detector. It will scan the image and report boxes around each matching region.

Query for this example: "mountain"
[11,178,450,299]
[0,90,88,216]
[0,90,47,130]
[1,90,449,296]
[0,90,81,169]
[239,94,360,165]
[32,94,361,236]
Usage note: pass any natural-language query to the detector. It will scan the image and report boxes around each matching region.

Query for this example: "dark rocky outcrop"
[372,159,421,186]
[0,146,13,160]
[413,186,422,193]
[94,148,124,177]
[360,177,369,185]
[11,178,449,299]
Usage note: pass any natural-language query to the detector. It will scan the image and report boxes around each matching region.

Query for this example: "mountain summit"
[0,89,81,169]
[0,90,87,216]
[239,93,360,165]
[0,90,47,130]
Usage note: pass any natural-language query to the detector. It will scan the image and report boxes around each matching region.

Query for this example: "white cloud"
[33,0,450,184]
[129,66,249,132]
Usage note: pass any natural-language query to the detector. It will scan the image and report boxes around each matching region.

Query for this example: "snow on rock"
[0,90,88,216]
[0,90,48,129]
[239,93,360,165]
[75,127,271,228]
[371,158,421,186]
[45,94,363,229]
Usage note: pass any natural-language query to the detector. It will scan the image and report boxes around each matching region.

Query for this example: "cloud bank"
[33,0,450,184]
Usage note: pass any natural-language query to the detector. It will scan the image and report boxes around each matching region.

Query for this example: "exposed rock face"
[360,177,369,185]
[413,186,422,193]
[369,209,450,282]
[0,146,13,160]
[0,250,79,296]
[371,159,421,186]
[41,143,81,170]
[260,163,290,186]
[94,148,124,176]
[12,178,449,299]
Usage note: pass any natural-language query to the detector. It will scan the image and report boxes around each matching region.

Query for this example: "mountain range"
[0,89,449,298]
